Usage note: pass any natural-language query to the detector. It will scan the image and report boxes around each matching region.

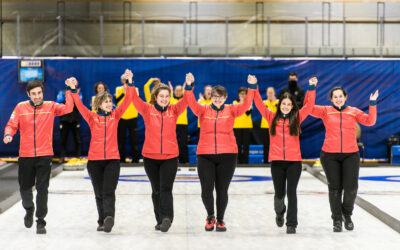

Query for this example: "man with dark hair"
[3,80,73,234]
[277,72,305,108]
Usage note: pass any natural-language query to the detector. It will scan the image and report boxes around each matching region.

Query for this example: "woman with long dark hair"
[254,76,318,234]
[310,87,378,232]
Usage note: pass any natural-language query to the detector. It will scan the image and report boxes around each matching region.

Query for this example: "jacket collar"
[332,104,348,111]
[211,103,225,111]
[97,109,111,117]
[174,95,183,100]
[280,113,289,119]
[29,100,43,108]
[154,103,167,112]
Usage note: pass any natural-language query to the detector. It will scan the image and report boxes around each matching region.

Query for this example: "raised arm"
[355,90,378,126]
[184,73,206,117]
[231,75,257,117]
[54,89,74,116]
[299,77,317,123]
[144,78,155,103]
[3,105,20,143]
[114,70,136,119]
[122,70,150,115]
[171,94,188,117]
[254,86,275,125]
[66,77,93,123]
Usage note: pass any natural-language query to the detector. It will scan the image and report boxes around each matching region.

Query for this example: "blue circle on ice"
[359,175,400,182]
[85,174,272,183]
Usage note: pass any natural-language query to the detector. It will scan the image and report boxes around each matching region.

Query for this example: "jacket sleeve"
[4,105,20,137]
[231,85,256,118]
[132,83,150,115]
[310,105,327,119]
[171,93,188,117]
[299,85,316,123]
[114,85,134,119]
[54,90,74,116]
[71,90,93,124]
[144,78,154,103]
[185,87,206,117]
[355,101,377,126]
[253,87,275,125]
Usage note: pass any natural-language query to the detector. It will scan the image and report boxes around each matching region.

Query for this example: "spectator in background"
[115,77,140,163]
[260,87,279,164]
[56,80,83,163]
[233,87,253,164]
[144,77,161,103]
[91,82,108,111]
[169,81,189,164]
[277,72,305,109]
[195,85,213,143]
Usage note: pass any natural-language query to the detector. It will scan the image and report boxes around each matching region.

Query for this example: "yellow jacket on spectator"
[144,78,155,103]
[233,100,253,129]
[115,86,140,119]
[170,96,188,125]
[260,100,279,128]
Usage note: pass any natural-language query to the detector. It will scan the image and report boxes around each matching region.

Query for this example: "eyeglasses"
[212,95,225,99]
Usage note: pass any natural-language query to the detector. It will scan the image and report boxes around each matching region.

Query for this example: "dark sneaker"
[286,226,296,234]
[24,210,34,228]
[275,214,284,227]
[333,220,342,232]
[103,216,114,233]
[160,218,172,232]
[216,221,227,232]
[36,223,46,234]
[97,224,104,231]
[205,216,216,231]
[343,215,354,231]
[155,224,161,231]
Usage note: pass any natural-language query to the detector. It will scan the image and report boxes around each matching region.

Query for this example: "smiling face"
[100,97,113,113]
[330,89,347,107]
[28,86,43,106]
[174,85,183,98]
[156,89,170,108]
[97,84,105,94]
[204,86,212,100]
[211,94,227,108]
[238,91,247,102]
[266,87,276,101]
[280,98,293,115]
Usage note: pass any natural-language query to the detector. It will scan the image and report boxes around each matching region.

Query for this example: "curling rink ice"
[1,166,400,250]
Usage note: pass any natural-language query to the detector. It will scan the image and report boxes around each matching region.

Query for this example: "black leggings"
[234,128,251,164]
[197,154,237,221]
[320,151,360,221]
[144,157,178,224]
[261,128,270,163]
[271,161,302,227]
[87,160,121,225]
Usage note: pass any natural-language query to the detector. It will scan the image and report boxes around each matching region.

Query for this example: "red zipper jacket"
[186,83,256,155]
[4,91,74,157]
[131,84,188,160]
[71,85,134,161]
[310,101,377,153]
[254,85,316,161]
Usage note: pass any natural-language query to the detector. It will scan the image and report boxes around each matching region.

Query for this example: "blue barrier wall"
[0,58,399,159]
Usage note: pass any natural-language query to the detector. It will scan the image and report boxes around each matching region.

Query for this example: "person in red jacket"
[4,80,74,234]
[254,76,318,234]
[127,70,188,233]
[185,73,257,232]
[65,71,134,233]
[310,87,378,232]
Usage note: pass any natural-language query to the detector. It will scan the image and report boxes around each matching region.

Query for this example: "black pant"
[18,156,52,225]
[261,128,270,163]
[176,124,188,164]
[197,154,237,221]
[144,157,178,224]
[87,160,121,225]
[59,121,81,158]
[271,161,302,227]
[320,151,360,221]
[233,128,251,164]
[117,118,140,163]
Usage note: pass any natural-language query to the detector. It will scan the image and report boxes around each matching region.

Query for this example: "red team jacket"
[4,91,74,157]
[310,102,377,153]
[71,85,134,161]
[254,85,316,162]
[185,84,256,155]
[131,84,188,160]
